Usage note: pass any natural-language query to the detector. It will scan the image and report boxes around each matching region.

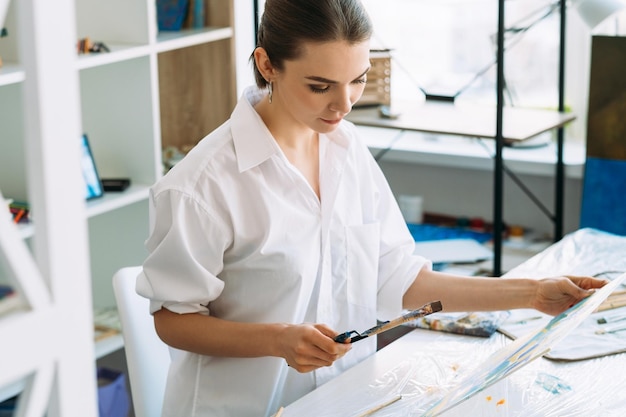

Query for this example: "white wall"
[377,159,582,239]
[233,0,256,97]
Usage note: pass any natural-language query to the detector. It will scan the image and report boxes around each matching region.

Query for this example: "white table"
[281,228,626,416]
[348,100,575,144]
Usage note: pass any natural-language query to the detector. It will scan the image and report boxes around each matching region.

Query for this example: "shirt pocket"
[346,223,380,308]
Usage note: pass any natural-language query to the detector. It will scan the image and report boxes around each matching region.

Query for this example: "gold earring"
[268,81,273,104]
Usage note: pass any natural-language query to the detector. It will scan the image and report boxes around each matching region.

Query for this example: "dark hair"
[251,0,373,88]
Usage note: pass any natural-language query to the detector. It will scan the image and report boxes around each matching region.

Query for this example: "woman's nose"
[329,87,353,114]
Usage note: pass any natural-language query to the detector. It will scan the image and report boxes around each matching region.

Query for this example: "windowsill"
[356,125,586,179]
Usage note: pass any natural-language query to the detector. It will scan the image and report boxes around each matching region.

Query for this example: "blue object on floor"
[97,367,130,417]
[407,223,492,243]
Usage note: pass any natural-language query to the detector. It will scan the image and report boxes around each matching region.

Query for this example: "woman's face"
[273,40,371,134]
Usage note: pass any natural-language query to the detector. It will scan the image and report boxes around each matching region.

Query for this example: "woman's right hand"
[279,323,352,373]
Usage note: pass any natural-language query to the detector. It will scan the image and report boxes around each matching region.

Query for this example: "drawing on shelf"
[80,134,103,201]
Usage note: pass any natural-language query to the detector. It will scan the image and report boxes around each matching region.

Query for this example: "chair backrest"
[112,266,170,417]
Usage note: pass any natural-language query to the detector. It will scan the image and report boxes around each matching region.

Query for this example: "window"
[360,0,626,143]
[361,0,561,108]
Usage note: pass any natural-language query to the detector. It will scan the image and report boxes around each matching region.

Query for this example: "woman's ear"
[253,47,275,82]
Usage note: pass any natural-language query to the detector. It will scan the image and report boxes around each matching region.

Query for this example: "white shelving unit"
[0,0,237,412]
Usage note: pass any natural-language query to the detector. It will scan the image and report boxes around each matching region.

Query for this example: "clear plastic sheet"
[331,334,626,416]
[502,228,626,280]
[362,337,511,417]
[500,228,626,361]
[288,334,511,417]
[283,229,626,416]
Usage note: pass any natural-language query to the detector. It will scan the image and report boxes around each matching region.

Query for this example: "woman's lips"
[321,117,342,125]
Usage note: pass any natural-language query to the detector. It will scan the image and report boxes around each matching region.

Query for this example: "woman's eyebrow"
[305,67,371,84]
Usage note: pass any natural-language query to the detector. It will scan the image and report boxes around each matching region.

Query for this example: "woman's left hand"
[532,275,608,316]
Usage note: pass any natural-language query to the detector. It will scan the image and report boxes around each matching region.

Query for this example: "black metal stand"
[494,0,506,276]
[555,0,567,242]
[493,0,566,276]
[253,0,260,44]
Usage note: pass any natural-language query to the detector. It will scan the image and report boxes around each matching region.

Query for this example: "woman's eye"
[354,78,367,85]
[309,85,330,94]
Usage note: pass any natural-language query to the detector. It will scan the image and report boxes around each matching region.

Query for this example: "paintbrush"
[595,290,626,313]
[335,300,443,343]
[356,395,402,417]
[597,312,626,324]
[595,322,626,335]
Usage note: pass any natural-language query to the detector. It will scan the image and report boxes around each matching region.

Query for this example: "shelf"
[95,333,125,359]
[0,0,238,412]
[76,44,152,70]
[155,26,233,53]
[0,63,25,86]
[17,223,34,240]
[0,334,125,404]
[85,184,150,218]
[13,185,150,239]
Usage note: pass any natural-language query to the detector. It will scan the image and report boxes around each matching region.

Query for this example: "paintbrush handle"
[334,300,443,343]
[356,395,402,417]
[596,323,626,335]
[358,300,443,339]
[363,301,442,336]
[596,293,626,312]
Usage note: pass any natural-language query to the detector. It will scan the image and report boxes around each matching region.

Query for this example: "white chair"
[112,266,170,417]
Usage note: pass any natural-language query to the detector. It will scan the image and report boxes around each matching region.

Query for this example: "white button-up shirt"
[137,87,430,417]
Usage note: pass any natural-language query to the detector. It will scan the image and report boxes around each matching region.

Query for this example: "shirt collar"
[231,87,280,173]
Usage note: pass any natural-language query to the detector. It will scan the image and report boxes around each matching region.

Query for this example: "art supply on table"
[504,315,543,326]
[271,406,284,417]
[356,395,402,417]
[334,300,442,343]
[597,312,626,324]
[595,289,626,312]
[409,310,510,337]
[595,323,626,335]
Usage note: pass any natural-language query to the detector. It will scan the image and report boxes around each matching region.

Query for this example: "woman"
[137,1,606,416]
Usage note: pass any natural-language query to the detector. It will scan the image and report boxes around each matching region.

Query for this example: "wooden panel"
[586,35,626,160]
[206,0,233,27]
[158,39,236,150]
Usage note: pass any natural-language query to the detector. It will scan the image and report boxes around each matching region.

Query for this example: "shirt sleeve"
[136,188,229,315]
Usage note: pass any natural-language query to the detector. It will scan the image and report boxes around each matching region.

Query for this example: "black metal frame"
[493,0,566,276]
